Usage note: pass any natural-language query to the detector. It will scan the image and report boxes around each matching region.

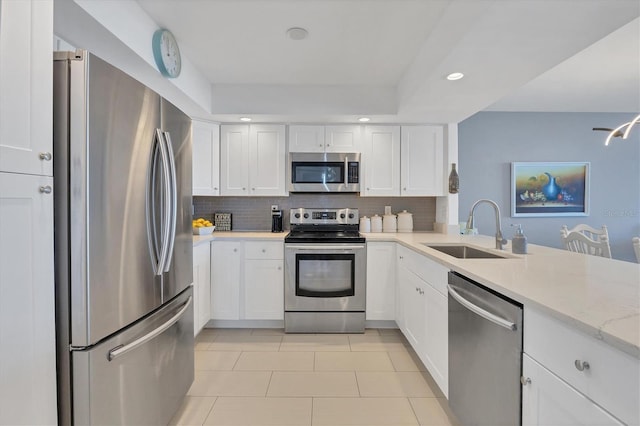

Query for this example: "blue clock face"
[152,29,181,78]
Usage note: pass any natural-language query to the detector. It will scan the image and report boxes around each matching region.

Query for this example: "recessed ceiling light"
[358,117,370,122]
[286,27,308,41]
[240,117,252,122]
[446,72,464,81]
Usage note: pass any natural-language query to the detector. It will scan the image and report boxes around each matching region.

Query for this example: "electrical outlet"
[271,205,278,211]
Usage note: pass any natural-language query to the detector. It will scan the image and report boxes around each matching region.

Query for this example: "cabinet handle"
[319,143,323,147]
[252,187,256,191]
[233,248,237,252]
[39,185,52,194]
[403,187,407,191]
[327,143,331,147]
[520,376,532,386]
[242,187,246,191]
[277,266,282,270]
[214,187,218,190]
[366,187,370,191]
[262,249,266,253]
[399,256,403,260]
[39,152,52,161]
[574,360,590,371]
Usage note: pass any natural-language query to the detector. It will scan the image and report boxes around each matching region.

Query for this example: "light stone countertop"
[193,230,640,359]
[192,231,286,247]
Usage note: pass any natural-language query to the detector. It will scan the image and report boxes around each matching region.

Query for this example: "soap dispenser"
[511,224,528,254]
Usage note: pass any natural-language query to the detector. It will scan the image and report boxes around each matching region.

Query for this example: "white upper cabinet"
[325,125,361,152]
[249,124,286,196]
[288,125,361,153]
[361,126,401,196]
[220,125,250,195]
[288,125,325,152]
[220,124,286,196]
[400,125,444,196]
[192,120,220,196]
[0,0,53,175]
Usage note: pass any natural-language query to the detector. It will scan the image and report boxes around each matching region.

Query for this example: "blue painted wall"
[459,112,640,262]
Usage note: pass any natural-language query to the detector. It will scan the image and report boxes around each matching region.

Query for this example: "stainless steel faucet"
[466,199,507,250]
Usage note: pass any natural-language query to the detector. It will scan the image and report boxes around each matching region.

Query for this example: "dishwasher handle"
[447,284,517,331]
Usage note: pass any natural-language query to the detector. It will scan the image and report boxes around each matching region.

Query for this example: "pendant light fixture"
[594,114,640,146]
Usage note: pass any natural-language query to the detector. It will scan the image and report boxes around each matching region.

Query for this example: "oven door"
[285,244,366,312]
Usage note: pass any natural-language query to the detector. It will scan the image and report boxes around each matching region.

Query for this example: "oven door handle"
[285,244,365,251]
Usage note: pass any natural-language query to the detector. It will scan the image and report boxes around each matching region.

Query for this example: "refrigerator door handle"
[146,129,166,275]
[107,295,192,361]
[162,131,178,272]
[156,130,172,274]
[447,284,517,331]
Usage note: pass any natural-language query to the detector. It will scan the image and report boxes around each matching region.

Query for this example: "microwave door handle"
[344,156,349,185]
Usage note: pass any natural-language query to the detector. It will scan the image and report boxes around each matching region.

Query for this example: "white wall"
[459,111,640,262]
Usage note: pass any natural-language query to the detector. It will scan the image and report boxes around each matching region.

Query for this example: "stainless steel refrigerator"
[53,50,194,425]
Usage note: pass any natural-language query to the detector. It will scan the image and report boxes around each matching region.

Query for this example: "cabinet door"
[244,259,284,320]
[0,0,53,175]
[0,172,57,425]
[193,243,211,335]
[249,124,286,196]
[288,125,325,152]
[192,121,220,196]
[397,264,425,354]
[211,241,241,320]
[220,125,249,195]
[362,126,400,196]
[325,125,361,152]
[366,242,396,320]
[400,126,444,196]
[422,282,448,397]
[522,355,624,426]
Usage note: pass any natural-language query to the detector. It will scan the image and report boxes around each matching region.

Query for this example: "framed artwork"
[511,162,590,217]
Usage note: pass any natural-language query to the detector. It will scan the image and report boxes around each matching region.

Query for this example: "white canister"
[359,216,371,233]
[382,214,397,232]
[397,210,413,232]
[371,214,383,233]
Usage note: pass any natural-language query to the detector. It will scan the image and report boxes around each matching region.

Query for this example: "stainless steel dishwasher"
[448,272,523,426]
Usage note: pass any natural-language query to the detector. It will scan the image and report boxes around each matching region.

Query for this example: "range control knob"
[294,213,301,219]
[303,213,309,219]
[340,213,346,219]
[348,213,355,219]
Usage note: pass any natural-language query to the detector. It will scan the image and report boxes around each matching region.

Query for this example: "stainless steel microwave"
[288,152,360,193]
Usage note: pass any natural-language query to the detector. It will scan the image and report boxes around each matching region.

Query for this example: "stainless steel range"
[284,208,366,333]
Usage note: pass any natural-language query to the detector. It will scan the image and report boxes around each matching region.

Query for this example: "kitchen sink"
[423,244,508,259]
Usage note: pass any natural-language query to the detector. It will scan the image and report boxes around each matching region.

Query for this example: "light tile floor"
[170,328,458,426]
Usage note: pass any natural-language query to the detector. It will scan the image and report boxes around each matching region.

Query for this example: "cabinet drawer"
[397,245,448,295]
[524,308,639,425]
[244,241,283,259]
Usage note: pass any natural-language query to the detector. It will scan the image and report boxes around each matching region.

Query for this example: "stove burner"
[284,208,366,244]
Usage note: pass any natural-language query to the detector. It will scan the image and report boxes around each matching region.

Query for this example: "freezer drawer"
[71,288,194,426]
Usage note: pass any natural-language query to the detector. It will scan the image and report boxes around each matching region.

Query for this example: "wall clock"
[152,29,182,78]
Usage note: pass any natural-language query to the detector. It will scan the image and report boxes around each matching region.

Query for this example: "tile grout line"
[201,396,219,426]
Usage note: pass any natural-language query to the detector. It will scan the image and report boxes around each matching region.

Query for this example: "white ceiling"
[137,0,640,123]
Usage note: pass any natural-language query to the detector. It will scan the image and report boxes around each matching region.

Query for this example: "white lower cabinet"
[210,240,284,321]
[395,244,448,396]
[523,307,638,425]
[211,241,242,320]
[244,259,284,320]
[0,172,57,425]
[365,242,396,320]
[192,243,211,335]
[522,354,623,426]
